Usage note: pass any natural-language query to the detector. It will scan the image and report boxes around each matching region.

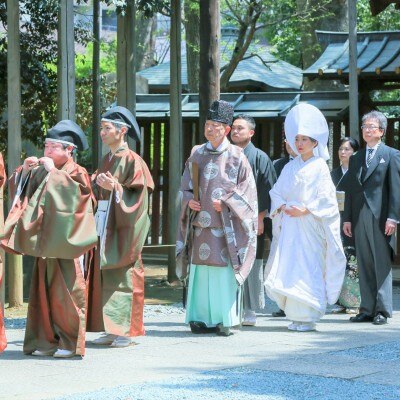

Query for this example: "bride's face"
[294,134,317,157]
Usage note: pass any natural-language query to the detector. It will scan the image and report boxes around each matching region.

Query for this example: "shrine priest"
[87,106,154,348]
[1,121,97,357]
[176,100,258,337]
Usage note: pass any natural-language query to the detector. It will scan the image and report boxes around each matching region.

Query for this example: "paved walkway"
[1,287,400,400]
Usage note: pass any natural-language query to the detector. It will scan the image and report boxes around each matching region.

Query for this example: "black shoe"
[189,321,217,334]
[372,313,387,325]
[216,323,233,337]
[349,313,373,322]
[272,309,286,317]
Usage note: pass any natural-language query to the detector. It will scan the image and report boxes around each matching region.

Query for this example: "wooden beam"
[57,0,76,120]
[6,0,23,308]
[168,0,183,282]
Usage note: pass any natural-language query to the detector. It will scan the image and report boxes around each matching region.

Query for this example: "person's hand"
[284,206,309,217]
[343,222,352,237]
[188,199,201,212]
[38,157,55,172]
[213,200,222,212]
[96,171,115,191]
[385,220,397,236]
[22,156,39,172]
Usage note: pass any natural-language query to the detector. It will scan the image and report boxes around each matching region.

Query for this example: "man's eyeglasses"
[361,125,381,131]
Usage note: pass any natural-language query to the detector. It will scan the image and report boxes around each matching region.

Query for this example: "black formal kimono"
[331,166,353,247]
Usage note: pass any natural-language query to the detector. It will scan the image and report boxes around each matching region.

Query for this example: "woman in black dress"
[331,137,360,314]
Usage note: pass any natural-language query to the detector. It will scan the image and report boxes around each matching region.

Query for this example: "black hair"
[233,114,256,130]
[340,137,359,152]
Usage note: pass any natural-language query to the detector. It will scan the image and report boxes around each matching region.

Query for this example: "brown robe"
[1,158,97,355]
[86,144,154,337]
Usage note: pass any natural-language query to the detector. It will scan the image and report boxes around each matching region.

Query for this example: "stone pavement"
[1,287,400,400]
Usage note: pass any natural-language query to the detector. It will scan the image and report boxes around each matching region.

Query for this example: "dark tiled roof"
[303,30,400,79]
[138,48,302,91]
[135,91,349,120]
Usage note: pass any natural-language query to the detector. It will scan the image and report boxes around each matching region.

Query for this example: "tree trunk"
[7,0,23,308]
[117,0,136,150]
[92,0,101,171]
[297,0,348,90]
[219,22,257,91]
[168,0,183,283]
[199,0,220,131]
[136,14,157,71]
[57,0,76,120]
[184,0,200,93]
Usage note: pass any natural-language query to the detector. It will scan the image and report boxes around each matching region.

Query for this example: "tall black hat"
[206,100,234,126]
[46,120,88,151]
[101,106,141,142]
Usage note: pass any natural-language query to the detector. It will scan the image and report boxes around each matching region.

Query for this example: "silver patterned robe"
[176,139,258,285]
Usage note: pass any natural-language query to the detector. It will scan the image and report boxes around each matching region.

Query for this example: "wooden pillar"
[117,0,136,151]
[58,0,76,121]
[168,0,183,281]
[92,0,101,171]
[348,0,359,140]
[332,121,342,169]
[7,0,23,308]
[273,122,282,160]
[199,0,220,131]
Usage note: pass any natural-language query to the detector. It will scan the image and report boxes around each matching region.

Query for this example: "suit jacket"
[343,143,400,252]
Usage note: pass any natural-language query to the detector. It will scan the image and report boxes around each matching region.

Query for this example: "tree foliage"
[264,0,400,69]
[0,0,91,154]
[0,0,167,156]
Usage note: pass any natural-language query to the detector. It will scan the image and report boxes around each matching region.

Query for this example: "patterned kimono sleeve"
[176,157,199,280]
[220,154,257,220]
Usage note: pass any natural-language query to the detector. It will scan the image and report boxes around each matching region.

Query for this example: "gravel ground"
[4,304,186,330]
[54,367,400,400]
[333,340,400,361]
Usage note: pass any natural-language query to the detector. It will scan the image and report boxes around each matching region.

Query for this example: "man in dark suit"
[343,110,400,325]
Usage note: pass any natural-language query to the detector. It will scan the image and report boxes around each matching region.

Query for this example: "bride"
[264,103,346,332]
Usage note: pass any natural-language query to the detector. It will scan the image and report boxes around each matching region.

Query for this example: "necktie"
[366,148,374,167]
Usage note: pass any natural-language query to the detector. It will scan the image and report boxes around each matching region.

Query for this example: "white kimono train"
[265,156,346,322]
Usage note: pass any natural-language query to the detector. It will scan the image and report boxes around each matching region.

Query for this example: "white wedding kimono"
[265,156,346,322]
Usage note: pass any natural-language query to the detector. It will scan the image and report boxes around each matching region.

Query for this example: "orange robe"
[1,159,97,355]
[86,144,154,337]
[0,153,6,353]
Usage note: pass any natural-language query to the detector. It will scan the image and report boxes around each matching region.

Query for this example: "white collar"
[206,138,229,152]
[367,141,381,151]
